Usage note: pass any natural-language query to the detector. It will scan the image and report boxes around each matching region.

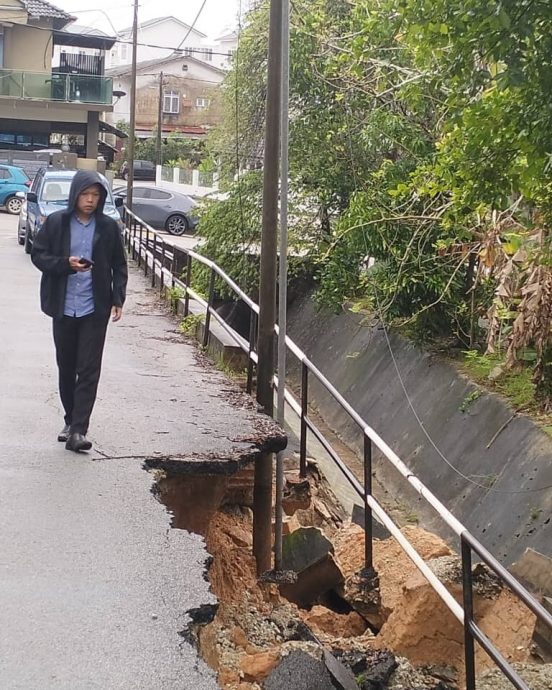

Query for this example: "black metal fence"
[122,207,552,690]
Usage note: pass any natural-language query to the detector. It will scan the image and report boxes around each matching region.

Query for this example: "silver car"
[16,191,27,245]
[113,185,198,236]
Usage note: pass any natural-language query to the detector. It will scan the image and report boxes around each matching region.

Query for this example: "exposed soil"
[150,455,547,690]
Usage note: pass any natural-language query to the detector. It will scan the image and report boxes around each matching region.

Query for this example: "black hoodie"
[31,170,128,320]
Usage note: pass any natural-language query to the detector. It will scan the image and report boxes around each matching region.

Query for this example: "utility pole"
[253,0,283,575]
[126,0,139,211]
[274,0,290,573]
[156,71,164,167]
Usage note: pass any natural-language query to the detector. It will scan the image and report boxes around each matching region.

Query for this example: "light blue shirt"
[64,214,95,318]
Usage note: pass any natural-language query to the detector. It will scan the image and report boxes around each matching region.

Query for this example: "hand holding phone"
[78,257,94,268]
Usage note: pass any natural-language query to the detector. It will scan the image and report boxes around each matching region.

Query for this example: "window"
[183,47,195,57]
[148,189,171,200]
[202,48,213,62]
[120,43,128,61]
[163,90,180,114]
[196,97,210,109]
[0,167,10,179]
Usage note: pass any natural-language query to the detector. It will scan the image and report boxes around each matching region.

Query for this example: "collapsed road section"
[0,218,285,690]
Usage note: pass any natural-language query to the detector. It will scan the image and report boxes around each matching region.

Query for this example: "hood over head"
[64,170,108,216]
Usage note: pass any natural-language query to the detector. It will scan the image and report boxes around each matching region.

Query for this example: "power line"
[39,10,236,59]
[176,0,209,51]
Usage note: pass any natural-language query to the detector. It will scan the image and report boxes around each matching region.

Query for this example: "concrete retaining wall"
[287,293,552,565]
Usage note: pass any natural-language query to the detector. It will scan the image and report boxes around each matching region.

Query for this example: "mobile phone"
[78,257,94,268]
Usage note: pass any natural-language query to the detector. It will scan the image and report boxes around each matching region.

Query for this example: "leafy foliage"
[200,0,552,407]
[116,121,207,167]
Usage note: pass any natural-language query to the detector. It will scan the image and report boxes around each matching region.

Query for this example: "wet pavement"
[0,214,276,689]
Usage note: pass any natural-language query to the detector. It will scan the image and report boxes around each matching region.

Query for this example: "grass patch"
[178,313,203,336]
[460,351,536,412]
[459,389,482,413]
[456,350,552,434]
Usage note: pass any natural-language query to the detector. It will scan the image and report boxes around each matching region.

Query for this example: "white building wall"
[106,19,207,69]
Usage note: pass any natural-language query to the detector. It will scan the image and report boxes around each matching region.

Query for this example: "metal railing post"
[160,240,166,294]
[151,234,157,287]
[126,213,132,252]
[138,222,143,267]
[131,219,136,260]
[184,254,192,317]
[144,228,148,277]
[462,536,477,690]
[299,361,308,478]
[246,311,258,395]
[363,433,374,571]
[203,268,216,349]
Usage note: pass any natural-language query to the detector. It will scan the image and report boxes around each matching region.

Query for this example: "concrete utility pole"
[274,0,290,572]
[126,0,139,211]
[253,0,283,575]
[156,71,164,167]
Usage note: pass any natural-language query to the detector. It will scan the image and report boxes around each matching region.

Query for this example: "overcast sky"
[56,0,242,41]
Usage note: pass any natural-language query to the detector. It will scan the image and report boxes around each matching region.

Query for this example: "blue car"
[0,164,31,215]
[24,168,123,254]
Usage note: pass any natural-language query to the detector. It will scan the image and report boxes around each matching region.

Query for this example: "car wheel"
[165,214,189,236]
[123,172,129,181]
[6,196,22,215]
[17,228,24,245]
[24,226,32,254]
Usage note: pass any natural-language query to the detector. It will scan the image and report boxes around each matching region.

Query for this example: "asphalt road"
[0,212,266,689]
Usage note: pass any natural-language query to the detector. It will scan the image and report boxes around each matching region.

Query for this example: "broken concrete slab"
[264,650,336,690]
[534,596,552,662]
[511,548,552,596]
[281,526,334,573]
[265,647,358,690]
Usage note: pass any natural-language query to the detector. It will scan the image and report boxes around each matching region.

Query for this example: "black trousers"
[52,313,109,435]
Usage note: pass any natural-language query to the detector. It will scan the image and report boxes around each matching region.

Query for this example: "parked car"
[0,164,31,215]
[24,169,123,254]
[112,185,198,236]
[118,159,156,181]
[16,192,27,245]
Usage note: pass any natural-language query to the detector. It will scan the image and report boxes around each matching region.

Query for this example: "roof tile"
[22,0,73,21]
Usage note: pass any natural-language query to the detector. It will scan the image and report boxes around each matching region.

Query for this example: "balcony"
[0,70,113,105]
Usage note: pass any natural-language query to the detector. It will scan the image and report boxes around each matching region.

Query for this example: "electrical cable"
[32,11,235,58]
[175,0,209,51]
[372,289,552,494]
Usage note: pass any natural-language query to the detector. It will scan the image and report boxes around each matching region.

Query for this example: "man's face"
[77,185,102,216]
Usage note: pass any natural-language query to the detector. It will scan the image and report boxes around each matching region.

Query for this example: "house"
[106,53,225,141]
[105,15,238,72]
[212,30,238,70]
[106,16,208,69]
[0,0,123,160]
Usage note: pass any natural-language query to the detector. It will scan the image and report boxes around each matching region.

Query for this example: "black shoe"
[57,424,71,443]
[65,433,92,453]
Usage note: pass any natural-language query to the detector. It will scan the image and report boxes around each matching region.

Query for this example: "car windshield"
[41,177,116,210]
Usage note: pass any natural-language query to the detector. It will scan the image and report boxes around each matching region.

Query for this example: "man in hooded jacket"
[31,170,128,452]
